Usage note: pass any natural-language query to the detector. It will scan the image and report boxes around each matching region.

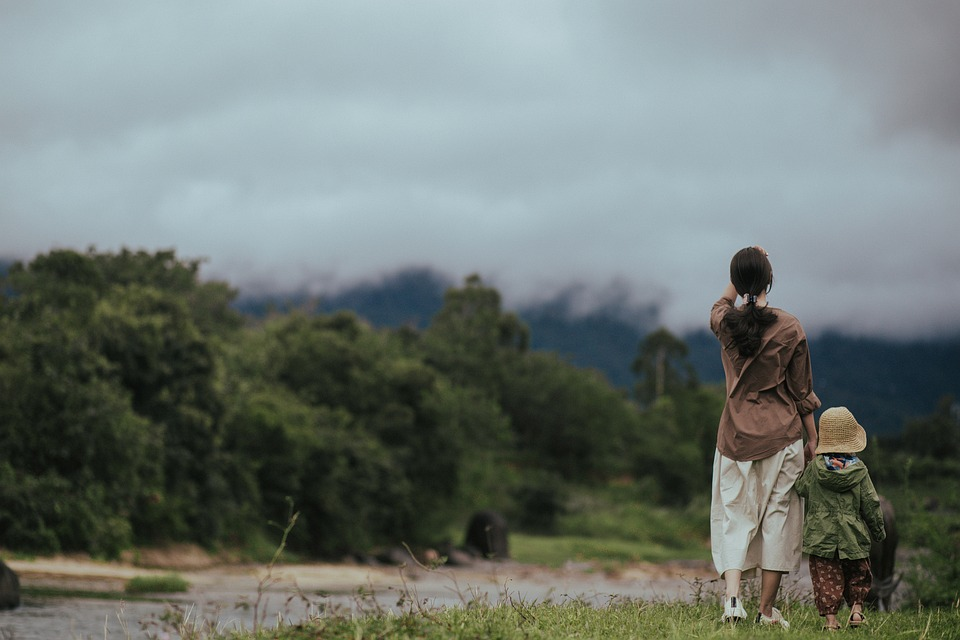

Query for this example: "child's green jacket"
[794,455,886,560]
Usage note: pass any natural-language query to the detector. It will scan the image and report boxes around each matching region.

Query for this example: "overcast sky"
[3,1,959,339]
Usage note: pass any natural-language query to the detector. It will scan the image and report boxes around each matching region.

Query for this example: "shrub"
[903,508,960,607]
[124,573,190,595]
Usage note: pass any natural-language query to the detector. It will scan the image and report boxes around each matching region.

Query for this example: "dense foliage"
[235,266,960,436]
[3,248,960,606]
[870,396,960,607]
[4,247,958,610]
[0,249,722,558]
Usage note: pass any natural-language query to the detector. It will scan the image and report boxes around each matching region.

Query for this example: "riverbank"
[7,546,721,606]
[2,548,724,638]
[2,548,833,639]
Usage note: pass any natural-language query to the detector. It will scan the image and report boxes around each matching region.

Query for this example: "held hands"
[804,439,817,464]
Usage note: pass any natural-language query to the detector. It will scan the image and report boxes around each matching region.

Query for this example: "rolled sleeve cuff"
[797,391,822,416]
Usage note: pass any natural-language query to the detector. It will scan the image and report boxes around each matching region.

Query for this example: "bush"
[124,573,190,594]
[511,471,568,534]
[0,466,134,558]
[903,508,960,607]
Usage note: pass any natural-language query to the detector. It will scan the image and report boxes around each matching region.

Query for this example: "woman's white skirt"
[710,439,804,578]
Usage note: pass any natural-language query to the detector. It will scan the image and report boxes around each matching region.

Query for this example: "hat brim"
[815,424,867,454]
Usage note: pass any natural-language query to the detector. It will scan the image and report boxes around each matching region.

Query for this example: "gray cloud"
[2,1,959,339]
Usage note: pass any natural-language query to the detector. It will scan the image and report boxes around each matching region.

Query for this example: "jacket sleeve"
[794,461,813,498]
[860,472,887,542]
[710,297,733,338]
[785,336,821,416]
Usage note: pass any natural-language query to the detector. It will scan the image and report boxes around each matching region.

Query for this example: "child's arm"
[794,459,813,498]
[860,471,887,542]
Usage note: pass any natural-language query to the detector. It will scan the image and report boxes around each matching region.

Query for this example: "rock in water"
[464,510,510,560]
[0,561,20,610]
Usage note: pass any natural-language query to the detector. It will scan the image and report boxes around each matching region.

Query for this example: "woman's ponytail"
[723,247,776,358]
[724,302,776,358]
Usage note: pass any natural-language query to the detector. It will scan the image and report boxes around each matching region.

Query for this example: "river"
[1,557,733,639]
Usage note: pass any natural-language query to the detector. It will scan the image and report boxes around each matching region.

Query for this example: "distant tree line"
[235,267,960,437]
[0,249,723,558]
[1,249,955,560]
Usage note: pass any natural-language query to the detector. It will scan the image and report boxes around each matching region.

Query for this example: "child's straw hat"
[815,406,867,454]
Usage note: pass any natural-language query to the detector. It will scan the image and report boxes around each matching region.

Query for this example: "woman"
[710,246,820,628]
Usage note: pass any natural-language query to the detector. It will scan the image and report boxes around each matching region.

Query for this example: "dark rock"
[0,561,20,610]
[464,510,510,560]
[375,546,416,566]
[437,541,477,567]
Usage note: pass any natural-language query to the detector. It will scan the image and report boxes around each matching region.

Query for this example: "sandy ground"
[7,551,724,610]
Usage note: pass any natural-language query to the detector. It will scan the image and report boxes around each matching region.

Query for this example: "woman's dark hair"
[723,247,777,358]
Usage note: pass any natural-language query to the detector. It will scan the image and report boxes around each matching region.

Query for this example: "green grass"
[511,533,708,568]
[124,572,190,594]
[25,473,960,639]
[508,484,711,568]
[21,585,130,600]
[18,573,190,601]
[158,601,960,639]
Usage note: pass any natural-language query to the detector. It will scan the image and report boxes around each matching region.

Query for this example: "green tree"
[500,352,637,483]
[901,395,960,459]
[631,390,722,505]
[1,249,106,319]
[423,274,528,395]
[225,307,515,556]
[88,255,242,544]
[630,329,720,504]
[0,248,246,552]
[221,384,407,557]
[631,327,698,406]
[0,257,157,555]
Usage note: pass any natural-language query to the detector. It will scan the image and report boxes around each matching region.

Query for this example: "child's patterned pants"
[808,553,873,616]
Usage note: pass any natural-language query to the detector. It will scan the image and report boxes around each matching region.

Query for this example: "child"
[795,406,886,630]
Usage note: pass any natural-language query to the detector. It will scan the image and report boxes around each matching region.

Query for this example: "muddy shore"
[1,549,821,639]
[8,549,723,608]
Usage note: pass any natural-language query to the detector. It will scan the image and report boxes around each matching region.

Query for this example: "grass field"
[152,477,960,639]
[507,485,712,568]
[164,600,960,639]
[22,472,960,639]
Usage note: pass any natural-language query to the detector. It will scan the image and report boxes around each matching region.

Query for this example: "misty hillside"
[235,267,960,437]
[4,257,956,436]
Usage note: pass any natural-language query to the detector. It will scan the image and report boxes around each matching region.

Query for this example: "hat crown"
[816,407,868,454]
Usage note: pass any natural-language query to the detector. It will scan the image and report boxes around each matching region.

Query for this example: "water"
[0,589,429,638]
[0,596,174,639]
[0,558,726,638]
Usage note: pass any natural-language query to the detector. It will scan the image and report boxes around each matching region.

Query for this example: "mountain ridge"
[234,267,960,436]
